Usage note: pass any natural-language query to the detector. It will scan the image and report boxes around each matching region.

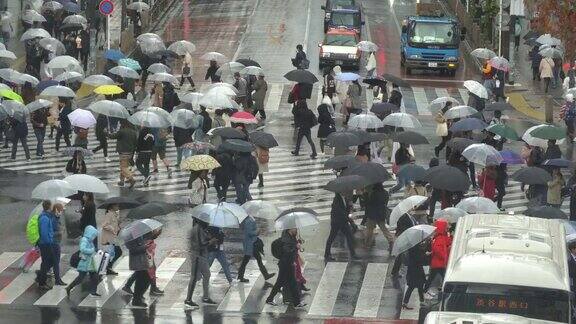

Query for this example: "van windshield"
[442,283,571,323]
[330,12,360,28]
[409,21,457,46]
[325,34,356,46]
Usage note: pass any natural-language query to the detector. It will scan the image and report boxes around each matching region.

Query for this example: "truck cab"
[325,7,363,36]
[318,28,360,70]
[321,0,357,30]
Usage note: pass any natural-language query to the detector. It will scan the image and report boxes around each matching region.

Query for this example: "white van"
[425,311,566,324]
[440,214,572,323]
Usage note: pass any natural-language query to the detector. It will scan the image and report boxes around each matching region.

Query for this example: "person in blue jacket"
[35,200,54,289]
[55,97,72,152]
[66,225,100,297]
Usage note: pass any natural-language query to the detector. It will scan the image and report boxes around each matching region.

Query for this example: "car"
[326,8,363,36]
[321,0,358,32]
[318,28,360,70]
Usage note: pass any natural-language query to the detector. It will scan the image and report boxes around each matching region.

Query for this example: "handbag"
[435,122,448,137]
[19,247,40,272]
[331,95,341,106]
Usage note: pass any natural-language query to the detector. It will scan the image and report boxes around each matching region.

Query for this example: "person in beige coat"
[540,57,555,93]
[547,168,565,208]
[152,82,164,107]
[100,204,122,275]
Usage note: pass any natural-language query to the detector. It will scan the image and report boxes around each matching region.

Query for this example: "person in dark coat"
[291,100,317,158]
[292,44,307,69]
[92,114,109,160]
[391,212,418,276]
[31,106,48,158]
[529,45,542,81]
[362,183,394,251]
[233,152,257,204]
[173,126,192,167]
[80,192,97,248]
[317,104,335,154]
[388,84,402,108]
[162,81,179,112]
[55,98,72,152]
[205,60,221,83]
[237,216,274,282]
[568,241,576,292]
[402,243,426,309]
[80,28,90,71]
[124,236,151,307]
[545,139,562,160]
[389,143,412,193]
[66,150,87,174]
[495,163,507,210]
[136,127,154,186]
[266,229,305,307]
[324,193,358,260]
[213,149,233,201]
[9,117,30,160]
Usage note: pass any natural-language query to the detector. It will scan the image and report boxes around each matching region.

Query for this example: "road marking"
[232,0,260,60]
[353,263,388,318]
[34,269,78,306]
[308,262,347,316]
[412,87,431,115]
[78,256,131,308]
[0,252,24,274]
[458,88,470,105]
[266,83,283,112]
[0,258,41,304]
[170,259,223,310]
[435,88,452,102]
[217,260,265,312]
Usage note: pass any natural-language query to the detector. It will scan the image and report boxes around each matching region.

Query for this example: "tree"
[532,0,576,61]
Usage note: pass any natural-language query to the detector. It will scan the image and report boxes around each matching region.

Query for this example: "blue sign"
[99,0,114,15]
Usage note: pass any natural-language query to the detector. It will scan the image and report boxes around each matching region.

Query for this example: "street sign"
[99,0,114,16]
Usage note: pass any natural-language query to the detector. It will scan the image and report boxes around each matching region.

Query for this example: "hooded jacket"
[430,219,452,269]
[77,225,98,272]
[38,210,54,245]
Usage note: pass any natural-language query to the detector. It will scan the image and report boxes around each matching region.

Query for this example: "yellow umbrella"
[181,155,221,171]
[0,88,23,103]
[94,85,124,95]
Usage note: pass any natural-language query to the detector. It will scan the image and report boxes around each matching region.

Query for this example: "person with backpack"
[66,225,100,297]
[151,128,172,177]
[266,229,306,307]
[233,151,258,205]
[255,145,269,188]
[185,219,218,308]
[66,150,87,174]
[136,127,155,187]
[34,200,54,289]
[291,44,308,70]
[237,215,275,283]
[108,119,138,189]
[324,192,359,261]
[291,100,318,159]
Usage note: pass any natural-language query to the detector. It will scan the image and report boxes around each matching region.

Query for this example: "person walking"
[237,215,275,282]
[66,150,87,174]
[35,200,54,290]
[213,149,233,201]
[9,117,31,160]
[151,128,172,177]
[291,44,308,69]
[30,107,47,159]
[255,145,269,188]
[233,151,258,204]
[205,60,221,83]
[206,226,233,284]
[179,52,195,89]
[388,84,403,109]
[529,45,542,81]
[188,170,208,206]
[55,98,72,152]
[402,243,426,310]
[80,192,97,246]
[136,127,154,186]
[478,166,497,200]
[252,75,267,120]
[50,203,66,286]
[324,193,358,261]
[547,168,565,208]
[362,183,394,251]
[391,211,418,276]
[423,219,452,296]
[92,114,110,162]
[291,100,318,159]
[184,220,217,308]
[495,163,507,211]
[124,236,151,307]
[100,204,122,275]
[540,56,555,93]
[434,102,451,157]
[65,225,100,297]
[173,126,192,168]
[233,72,248,108]
[317,103,335,154]
[389,142,413,194]
[344,79,362,125]
[80,27,90,71]
[266,229,306,307]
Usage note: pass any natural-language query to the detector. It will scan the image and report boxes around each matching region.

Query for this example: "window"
[325,34,357,46]
[409,21,457,45]
[329,12,360,27]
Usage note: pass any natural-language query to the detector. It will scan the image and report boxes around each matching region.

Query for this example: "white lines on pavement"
[34,269,78,306]
[266,83,283,112]
[308,262,348,316]
[458,88,470,105]
[0,258,41,304]
[303,0,312,53]
[0,252,23,274]
[353,263,388,318]
[78,256,131,308]
[412,87,432,116]
[217,260,264,312]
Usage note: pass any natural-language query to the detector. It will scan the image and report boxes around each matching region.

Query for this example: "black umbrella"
[397,164,427,182]
[524,205,567,220]
[325,175,369,193]
[523,30,540,40]
[235,58,261,67]
[212,127,245,139]
[423,165,470,191]
[326,131,363,147]
[362,77,387,87]
[348,129,387,143]
[126,202,179,219]
[220,139,255,152]
[370,102,396,115]
[323,155,358,170]
[284,69,319,84]
[97,197,142,210]
[450,118,488,132]
[149,49,179,59]
[59,23,83,33]
[391,131,429,145]
[342,162,391,184]
[249,131,278,148]
[543,158,573,168]
[447,137,476,152]
[485,102,513,111]
[381,73,410,88]
[512,167,552,185]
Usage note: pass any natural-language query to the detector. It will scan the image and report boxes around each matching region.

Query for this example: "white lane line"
[303,0,311,53]
[266,83,283,112]
[353,263,388,318]
[0,252,24,274]
[412,87,431,115]
[458,88,470,105]
[217,260,264,312]
[307,262,347,316]
[34,269,78,306]
[0,258,41,304]
[78,256,131,308]
[169,260,223,310]
[435,88,451,102]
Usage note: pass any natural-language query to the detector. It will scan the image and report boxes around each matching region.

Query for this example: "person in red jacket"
[478,166,497,200]
[424,218,452,296]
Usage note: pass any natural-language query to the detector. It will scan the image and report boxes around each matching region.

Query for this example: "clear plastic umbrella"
[0,50,16,60]
[54,71,83,83]
[536,33,562,46]
[488,56,510,72]
[348,113,384,129]
[275,208,319,230]
[242,200,281,219]
[63,174,109,193]
[87,100,130,119]
[456,197,500,214]
[463,80,488,99]
[82,74,114,86]
[42,1,63,11]
[22,10,46,24]
[139,38,166,55]
[40,85,76,98]
[144,106,173,124]
[178,92,203,105]
[205,86,236,97]
[392,224,435,256]
[205,82,239,94]
[31,179,76,200]
[170,109,199,129]
[148,72,178,84]
[382,112,422,128]
[356,40,378,52]
[191,202,247,228]
[539,47,563,59]
[1,101,28,122]
[0,68,21,83]
[120,219,163,243]
[47,55,81,70]
[200,51,228,62]
[38,37,66,55]
[129,110,172,128]
[199,92,238,109]
[127,1,151,11]
[109,66,140,79]
[443,105,478,119]
[215,62,245,77]
[147,63,171,74]
[389,195,428,228]
[434,207,468,223]
[14,73,39,86]
[26,99,52,113]
[240,66,264,76]
[470,48,496,60]
[167,40,196,55]
[137,32,162,43]
[62,14,87,26]
[462,143,503,166]
[67,109,96,128]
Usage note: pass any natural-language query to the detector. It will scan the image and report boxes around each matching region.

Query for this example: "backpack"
[247,156,259,181]
[271,238,284,259]
[183,63,191,75]
[70,251,80,268]
[257,148,270,164]
[26,214,40,246]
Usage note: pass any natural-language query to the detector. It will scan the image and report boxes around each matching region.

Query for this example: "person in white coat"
[188,170,208,206]
[179,52,195,90]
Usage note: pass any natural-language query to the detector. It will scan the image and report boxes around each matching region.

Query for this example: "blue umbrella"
[397,164,426,182]
[543,158,573,168]
[449,118,488,132]
[499,149,523,165]
[63,1,80,13]
[104,49,125,61]
[335,72,361,82]
[35,79,58,93]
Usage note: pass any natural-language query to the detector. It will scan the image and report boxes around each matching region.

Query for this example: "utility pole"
[498,0,503,56]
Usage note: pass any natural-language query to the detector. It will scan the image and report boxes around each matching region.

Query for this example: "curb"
[507,92,545,122]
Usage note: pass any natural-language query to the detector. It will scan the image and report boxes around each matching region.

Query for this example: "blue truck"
[400,10,466,76]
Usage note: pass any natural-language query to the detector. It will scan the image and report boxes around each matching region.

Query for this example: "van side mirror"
[401,25,407,33]
[321,5,326,10]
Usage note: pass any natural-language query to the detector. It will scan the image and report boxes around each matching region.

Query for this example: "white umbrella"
[199,92,239,109]
[428,96,460,113]
[348,113,384,129]
[26,99,52,113]
[191,202,247,228]
[15,73,39,86]
[128,110,172,128]
[382,112,422,128]
[205,86,236,97]
[0,50,16,60]
[47,55,81,70]
[443,105,478,120]
[120,219,163,243]
[82,74,115,86]
[356,40,378,52]
[40,85,76,98]
[22,10,46,23]
[522,125,565,148]
[68,109,96,128]
[215,62,245,76]
[147,62,171,74]
[139,38,166,54]
[1,101,29,122]
[463,80,489,99]
[38,37,66,55]
[148,72,178,84]
[240,66,264,76]
[167,40,196,55]
[42,1,64,12]
[63,174,109,194]
[462,143,503,166]
[54,71,84,82]
[137,33,162,43]
[242,200,281,219]
[31,179,76,200]
[109,66,140,79]
[0,68,21,83]
[143,107,173,124]
[87,100,130,119]
[456,197,500,214]
[170,109,199,129]
[205,82,239,94]
[62,14,87,26]
[488,56,510,71]
[434,207,468,223]
[389,195,428,228]
[470,48,496,60]
[200,51,228,62]
[275,208,319,230]
[539,47,563,59]
[536,34,562,46]
[127,1,150,11]
[392,224,435,256]
[178,92,203,105]
[0,43,5,50]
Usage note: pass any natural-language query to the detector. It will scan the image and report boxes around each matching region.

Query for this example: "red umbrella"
[230,111,258,124]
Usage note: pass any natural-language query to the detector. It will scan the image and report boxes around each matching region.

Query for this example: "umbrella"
[115,98,137,110]
[382,112,422,128]
[424,165,471,191]
[171,109,200,129]
[362,77,387,88]
[47,55,81,70]
[148,72,178,84]
[275,208,319,230]
[147,63,171,74]
[428,96,460,112]
[60,146,93,157]
[325,175,369,193]
[20,28,51,41]
[62,14,87,26]
[249,131,278,148]
[470,48,497,60]
[14,73,39,86]
[181,141,215,153]
[323,155,357,170]
[524,206,568,220]
[235,58,260,67]
[356,41,378,52]
[529,124,565,140]
[168,40,196,55]
[31,179,76,200]
[179,92,203,105]
[128,110,171,128]
[391,224,435,256]
[215,62,246,77]
[180,154,221,171]
[104,49,125,61]
[126,202,178,219]
[485,102,513,111]
[144,106,172,123]
[118,58,142,70]
[1,101,29,122]
[35,80,59,93]
[284,69,319,84]
[63,1,80,13]
[391,131,429,145]
[370,102,396,115]
[350,129,386,143]
[543,158,573,168]
[54,71,83,83]
[0,50,15,60]
[462,143,503,166]
[205,86,236,97]
[486,123,519,140]
[488,56,510,72]
[450,118,488,132]
[67,109,96,128]
[205,82,239,94]
[342,162,390,184]
[381,73,410,88]
[463,80,488,99]
[240,66,264,76]
[397,164,427,182]
[191,203,247,228]
[97,197,142,210]
[200,52,228,62]
[119,219,163,243]
[220,139,255,152]
[63,174,109,194]
[455,197,500,214]
[82,74,114,87]
[499,149,524,165]
[26,99,52,113]
[127,1,150,11]
[522,125,565,148]
[0,68,21,83]
[230,111,258,124]
[94,84,124,95]
[335,72,361,82]
[512,167,552,185]
[444,105,478,119]
[326,131,363,147]
[59,22,84,33]
[210,127,246,139]
[109,66,140,79]
[20,9,44,23]
[42,1,64,11]
[536,34,562,46]
[348,113,383,129]
[242,200,280,219]
[434,207,467,223]
[199,92,238,109]
[389,195,429,227]
[0,88,23,103]
[87,100,130,119]
[539,47,563,59]
[38,37,66,55]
